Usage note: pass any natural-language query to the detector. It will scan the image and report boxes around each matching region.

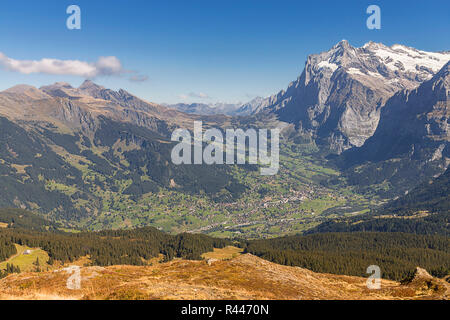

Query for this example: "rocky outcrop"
[401,267,449,298]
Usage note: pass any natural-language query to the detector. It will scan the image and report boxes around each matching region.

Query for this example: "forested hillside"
[0,227,230,266]
[1,209,449,282]
[306,168,450,236]
[307,212,449,236]
[0,208,60,231]
[380,167,450,215]
[243,232,449,281]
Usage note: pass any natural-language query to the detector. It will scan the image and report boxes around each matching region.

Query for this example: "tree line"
[242,232,450,281]
[0,226,230,267]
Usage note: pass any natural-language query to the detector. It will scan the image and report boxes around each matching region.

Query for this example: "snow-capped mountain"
[316,41,450,91]
[255,40,450,153]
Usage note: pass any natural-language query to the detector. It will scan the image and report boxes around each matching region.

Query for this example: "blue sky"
[0,0,449,104]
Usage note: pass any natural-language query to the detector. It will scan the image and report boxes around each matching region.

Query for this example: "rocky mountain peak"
[39,82,79,98]
[302,41,450,91]
[117,88,133,98]
[53,82,73,89]
[330,39,357,59]
[78,80,106,97]
[333,39,351,49]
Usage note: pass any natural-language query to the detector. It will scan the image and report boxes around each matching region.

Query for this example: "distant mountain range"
[166,102,242,116]
[166,97,271,117]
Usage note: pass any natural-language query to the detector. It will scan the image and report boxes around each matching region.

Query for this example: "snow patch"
[347,68,365,76]
[369,45,450,74]
[317,61,338,72]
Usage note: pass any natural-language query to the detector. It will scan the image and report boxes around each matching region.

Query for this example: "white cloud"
[194,92,209,99]
[129,74,149,82]
[0,52,125,78]
[179,92,210,100]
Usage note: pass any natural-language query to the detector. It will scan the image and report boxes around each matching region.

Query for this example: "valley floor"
[0,254,447,300]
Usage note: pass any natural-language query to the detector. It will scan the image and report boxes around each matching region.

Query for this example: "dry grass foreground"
[0,254,448,300]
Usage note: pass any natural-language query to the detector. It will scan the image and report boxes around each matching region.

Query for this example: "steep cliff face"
[336,62,449,197]
[258,41,450,153]
[345,61,449,164]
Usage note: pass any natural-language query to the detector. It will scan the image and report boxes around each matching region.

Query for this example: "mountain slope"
[382,166,450,215]
[0,113,248,224]
[234,96,272,116]
[0,81,250,226]
[307,166,450,236]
